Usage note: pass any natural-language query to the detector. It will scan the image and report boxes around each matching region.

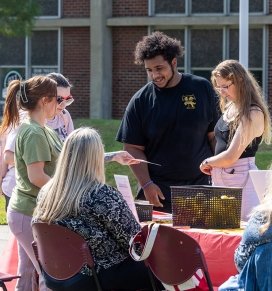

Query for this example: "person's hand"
[143,183,165,207]
[112,151,141,165]
[199,161,212,175]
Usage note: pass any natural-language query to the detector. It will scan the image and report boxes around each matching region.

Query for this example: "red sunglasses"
[56,95,74,106]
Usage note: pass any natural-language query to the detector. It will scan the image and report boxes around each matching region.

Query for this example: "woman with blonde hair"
[33,127,159,290]
[200,59,271,221]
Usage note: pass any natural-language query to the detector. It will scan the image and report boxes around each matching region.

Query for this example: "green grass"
[0,118,271,224]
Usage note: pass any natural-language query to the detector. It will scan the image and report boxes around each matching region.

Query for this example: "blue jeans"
[219,242,272,291]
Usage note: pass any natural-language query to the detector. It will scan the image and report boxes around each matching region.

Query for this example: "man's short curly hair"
[134,31,184,64]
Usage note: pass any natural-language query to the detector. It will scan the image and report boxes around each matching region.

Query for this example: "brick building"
[0,0,271,119]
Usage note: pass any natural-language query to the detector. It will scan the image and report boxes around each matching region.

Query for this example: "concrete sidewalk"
[0,224,11,254]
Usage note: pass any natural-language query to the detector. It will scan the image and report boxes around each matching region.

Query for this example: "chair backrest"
[32,222,94,280]
[141,224,213,290]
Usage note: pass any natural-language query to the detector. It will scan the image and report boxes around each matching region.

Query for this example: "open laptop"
[249,170,272,201]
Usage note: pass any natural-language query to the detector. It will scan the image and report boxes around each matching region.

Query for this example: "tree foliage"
[0,0,40,37]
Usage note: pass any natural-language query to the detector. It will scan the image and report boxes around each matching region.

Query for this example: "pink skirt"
[211,157,259,222]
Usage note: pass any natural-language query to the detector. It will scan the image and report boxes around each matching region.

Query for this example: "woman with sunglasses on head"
[199,60,271,221]
[46,72,139,165]
[1,75,62,291]
[46,73,74,142]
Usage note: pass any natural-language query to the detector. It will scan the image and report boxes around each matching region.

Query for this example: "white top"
[2,127,18,197]
[46,109,74,142]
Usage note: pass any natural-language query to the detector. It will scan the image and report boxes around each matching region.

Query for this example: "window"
[154,0,185,14]
[230,0,264,13]
[191,0,223,14]
[31,30,59,75]
[0,30,59,115]
[37,0,60,17]
[152,27,263,84]
[152,0,265,15]
[229,28,263,85]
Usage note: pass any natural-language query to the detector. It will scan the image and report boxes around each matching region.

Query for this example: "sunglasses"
[56,95,74,106]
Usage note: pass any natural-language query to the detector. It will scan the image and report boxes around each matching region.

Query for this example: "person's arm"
[124,143,165,207]
[27,161,51,188]
[4,150,15,166]
[200,110,264,174]
[104,150,140,165]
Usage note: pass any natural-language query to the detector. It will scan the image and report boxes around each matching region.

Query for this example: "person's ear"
[171,58,177,67]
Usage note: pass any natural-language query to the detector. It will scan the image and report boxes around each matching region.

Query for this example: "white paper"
[114,174,139,222]
[249,170,272,201]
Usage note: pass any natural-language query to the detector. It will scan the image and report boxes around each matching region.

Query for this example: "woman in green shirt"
[1,75,61,291]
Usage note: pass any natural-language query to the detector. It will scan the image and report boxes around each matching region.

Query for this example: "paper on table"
[114,174,139,223]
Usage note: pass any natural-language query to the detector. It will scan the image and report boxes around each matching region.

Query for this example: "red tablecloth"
[152,211,242,288]
[0,233,18,290]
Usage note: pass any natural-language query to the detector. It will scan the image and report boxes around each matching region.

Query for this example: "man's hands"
[143,182,165,207]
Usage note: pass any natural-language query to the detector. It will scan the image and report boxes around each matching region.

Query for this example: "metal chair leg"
[0,281,8,291]
[148,268,158,291]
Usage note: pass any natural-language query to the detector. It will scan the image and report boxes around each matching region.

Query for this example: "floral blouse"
[234,211,272,272]
[55,184,141,275]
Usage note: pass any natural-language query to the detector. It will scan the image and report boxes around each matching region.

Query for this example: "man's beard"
[153,65,175,89]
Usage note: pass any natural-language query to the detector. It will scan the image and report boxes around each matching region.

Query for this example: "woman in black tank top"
[199,60,271,221]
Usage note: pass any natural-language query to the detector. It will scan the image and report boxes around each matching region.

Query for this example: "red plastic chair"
[133,224,214,291]
[0,272,20,291]
[32,222,102,291]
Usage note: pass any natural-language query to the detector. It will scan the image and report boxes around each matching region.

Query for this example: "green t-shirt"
[10,119,63,216]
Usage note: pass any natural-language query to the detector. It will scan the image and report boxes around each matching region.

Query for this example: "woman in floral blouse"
[33,127,157,290]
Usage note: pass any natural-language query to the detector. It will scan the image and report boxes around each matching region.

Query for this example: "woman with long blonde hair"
[200,59,271,221]
[34,127,159,290]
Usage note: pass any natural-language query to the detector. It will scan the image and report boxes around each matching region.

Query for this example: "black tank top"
[214,116,262,158]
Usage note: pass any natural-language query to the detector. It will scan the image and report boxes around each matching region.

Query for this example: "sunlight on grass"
[0,195,7,224]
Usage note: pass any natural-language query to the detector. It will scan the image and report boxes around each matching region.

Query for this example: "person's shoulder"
[19,120,44,136]
[184,73,211,85]
[132,82,154,100]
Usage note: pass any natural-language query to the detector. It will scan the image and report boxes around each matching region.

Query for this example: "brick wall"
[63,0,90,18]
[112,27,148,118]
[112,0,148,16]
[62,27,90,118]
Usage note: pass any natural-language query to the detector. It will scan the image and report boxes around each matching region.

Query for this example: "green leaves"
[0,0,40,36]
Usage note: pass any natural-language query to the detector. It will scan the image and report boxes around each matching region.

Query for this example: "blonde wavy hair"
[211,59,271,145]
[34,127,105,223]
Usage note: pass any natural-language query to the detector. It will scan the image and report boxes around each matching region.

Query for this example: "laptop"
[249,170,272,201]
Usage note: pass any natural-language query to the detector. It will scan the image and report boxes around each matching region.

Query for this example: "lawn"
[0,119,271,224]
